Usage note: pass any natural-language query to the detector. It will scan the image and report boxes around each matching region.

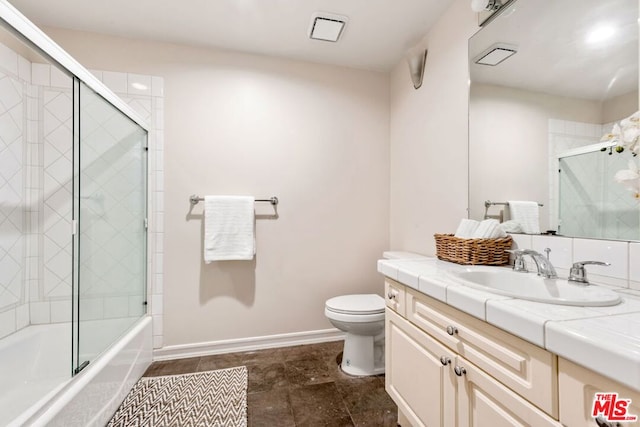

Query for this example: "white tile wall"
[0,42,18,76]
[0,39,164,345]
[87,73,165,348]
[79,298,104,321]
[548,119,603,232]
[531,235,573,276]
[104,296,130,319]
[0,58,27,340]
[50,66,72,89]
[30,301,50,324]
[50,299,72,323]
[0,309,16,338]
[31,63,50,86]
[629,242,640,291]
[510,233,532,250]
[549,118,640,240]
[16,303,29,329]
[512,234,636,289]
[572,238,628,287]
[102,71,127,93]
[127,74,152,96]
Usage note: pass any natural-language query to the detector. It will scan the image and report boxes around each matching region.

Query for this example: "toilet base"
[340,332,385,376]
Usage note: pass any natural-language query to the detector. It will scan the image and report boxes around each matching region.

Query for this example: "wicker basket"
[434,234,512,265]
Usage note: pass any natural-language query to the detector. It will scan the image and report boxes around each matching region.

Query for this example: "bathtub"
[1,316,152,427]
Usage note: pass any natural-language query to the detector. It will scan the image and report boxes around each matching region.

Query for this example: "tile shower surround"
[548,118,638,239]
[0,40,164,346]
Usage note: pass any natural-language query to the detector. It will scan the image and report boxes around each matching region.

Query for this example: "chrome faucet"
[568,261,610,285]
[507,249,557,278]
[506,249,528,273]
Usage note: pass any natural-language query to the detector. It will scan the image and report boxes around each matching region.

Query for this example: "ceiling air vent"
[473,43,518,66]
[308,13,348,42]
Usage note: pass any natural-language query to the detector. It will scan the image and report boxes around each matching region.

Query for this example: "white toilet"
[325,251,426,376]
[325,294,386,376]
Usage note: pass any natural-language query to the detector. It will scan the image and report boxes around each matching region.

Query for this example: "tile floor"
[144,341,398,426]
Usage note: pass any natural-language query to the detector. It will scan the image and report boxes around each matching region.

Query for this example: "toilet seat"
[325,294,385,315]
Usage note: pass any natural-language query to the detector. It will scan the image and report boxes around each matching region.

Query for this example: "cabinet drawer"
[385,279,405,316]
[406,287,558,418]
[559,358,640,427]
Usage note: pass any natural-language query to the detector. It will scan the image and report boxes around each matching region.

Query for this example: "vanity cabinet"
[386,308,456,426]
[385,279,406,316]
[559,358,640,427]
[405,285,558,416]
[385,278,562,427]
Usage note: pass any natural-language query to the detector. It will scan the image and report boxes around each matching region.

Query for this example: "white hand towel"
[498,220,523,234]
[472,219,507,239]
[508,201,540,235]
[454,219,480,238]
[204,195,255,262]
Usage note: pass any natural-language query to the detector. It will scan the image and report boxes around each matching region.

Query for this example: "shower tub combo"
[0,1,153,425]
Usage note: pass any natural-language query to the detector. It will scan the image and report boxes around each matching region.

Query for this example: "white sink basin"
[448,267,621,306]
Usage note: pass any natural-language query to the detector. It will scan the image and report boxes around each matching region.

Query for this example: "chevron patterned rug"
[107,366,248,427]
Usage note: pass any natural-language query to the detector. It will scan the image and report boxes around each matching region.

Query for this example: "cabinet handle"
[440,356,451,366]
[387,291,397,300]
[446,325,458,336]
[454,366,467,376]
[595,415,622,427]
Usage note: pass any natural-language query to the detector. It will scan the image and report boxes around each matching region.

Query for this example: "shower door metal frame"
[0,0,151,377]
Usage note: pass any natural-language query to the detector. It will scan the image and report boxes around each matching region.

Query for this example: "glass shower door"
[75,82,147,372]
[558,148,640,240]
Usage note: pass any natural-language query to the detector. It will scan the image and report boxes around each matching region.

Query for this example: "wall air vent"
[308,13,348,42]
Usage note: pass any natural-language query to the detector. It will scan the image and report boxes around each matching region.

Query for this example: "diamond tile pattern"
[559,149,640,240]
[78,83,146,317]
[0,70,24,312]
[0,41,157,345]
[42,88,72,299]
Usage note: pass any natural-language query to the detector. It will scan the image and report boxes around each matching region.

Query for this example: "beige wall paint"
[389,0,477,256]
[469,83,604,230]
[602,91,638,124]
[44,28,390,346]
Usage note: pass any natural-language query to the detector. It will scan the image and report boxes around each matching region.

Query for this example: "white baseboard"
[153,328,345,361]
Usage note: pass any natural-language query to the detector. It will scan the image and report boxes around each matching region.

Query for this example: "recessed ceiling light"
[473,43,517,66]
[586,25,616,45]
[308,13,348,42]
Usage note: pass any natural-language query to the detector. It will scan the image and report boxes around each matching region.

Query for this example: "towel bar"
[483,200,543,221]
[189,195,278,206]
[484,200,543,208]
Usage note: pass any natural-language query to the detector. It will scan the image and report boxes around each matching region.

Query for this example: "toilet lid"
[325,294,385,315]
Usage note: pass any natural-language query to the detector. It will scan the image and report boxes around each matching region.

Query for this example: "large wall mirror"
[468,0,639,241]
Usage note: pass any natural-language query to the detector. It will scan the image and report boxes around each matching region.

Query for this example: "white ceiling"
[7,0,454,71]
[470,0,638,101]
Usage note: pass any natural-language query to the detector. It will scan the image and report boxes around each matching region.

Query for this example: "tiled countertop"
[378,257,640,392]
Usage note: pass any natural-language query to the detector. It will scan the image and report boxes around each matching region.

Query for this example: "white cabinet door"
[406,287,558,417]
[559,358,640,427]
[386,308,457,427]
[456,355,563,427]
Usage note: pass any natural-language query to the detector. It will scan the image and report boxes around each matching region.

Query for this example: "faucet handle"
[505,249,527,272]
[568,261,610,284]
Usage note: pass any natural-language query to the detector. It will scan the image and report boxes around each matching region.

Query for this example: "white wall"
[43,29,390,347]
[602,91,638,123]
[468,83,604,229]
[389,0,477,256]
